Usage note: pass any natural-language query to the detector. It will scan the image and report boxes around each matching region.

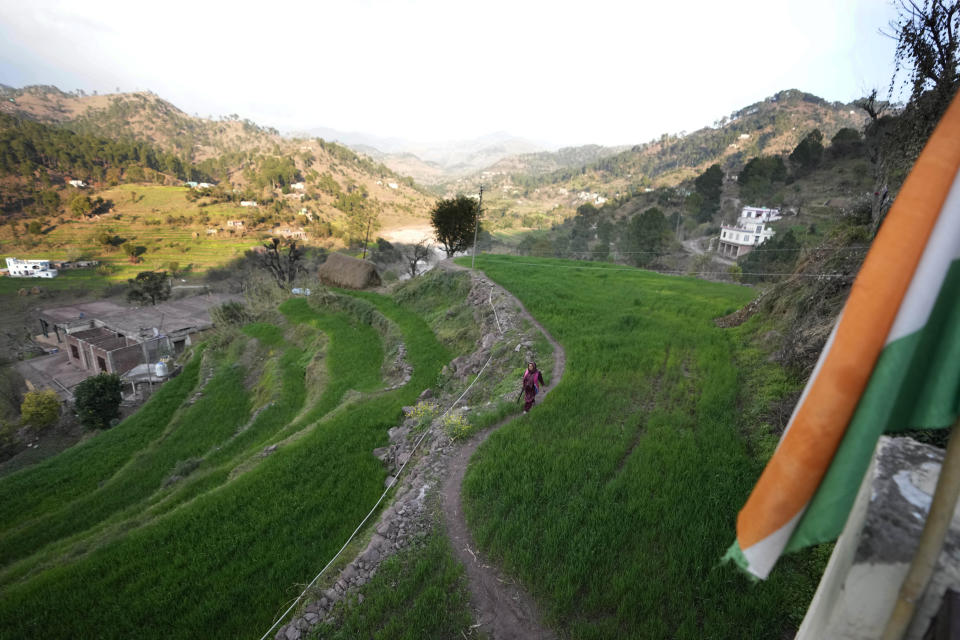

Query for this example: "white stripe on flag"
[887,169,960,343]
[742,510,805,580]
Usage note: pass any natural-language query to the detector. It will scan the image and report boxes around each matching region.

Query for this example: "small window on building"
[173,339,186,355]
[70,344,80,359]
[97,356,107,373]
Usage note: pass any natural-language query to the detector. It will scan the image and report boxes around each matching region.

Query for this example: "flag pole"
[880,417,960,640]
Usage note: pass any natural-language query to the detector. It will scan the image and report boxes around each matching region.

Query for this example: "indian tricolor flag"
[726,93,960,580]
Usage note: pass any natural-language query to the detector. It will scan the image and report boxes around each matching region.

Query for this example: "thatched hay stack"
[317,253,382,289]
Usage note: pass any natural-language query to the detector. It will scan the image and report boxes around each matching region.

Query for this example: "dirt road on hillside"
[682,238,735,265]
[439,260,565,640]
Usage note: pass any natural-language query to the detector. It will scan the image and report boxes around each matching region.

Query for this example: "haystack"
[317,253,382,289]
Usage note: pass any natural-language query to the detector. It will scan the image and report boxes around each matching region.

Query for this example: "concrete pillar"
[797,436,960,640]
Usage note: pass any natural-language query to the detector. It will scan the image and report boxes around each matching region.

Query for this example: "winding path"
[439,260,566,640]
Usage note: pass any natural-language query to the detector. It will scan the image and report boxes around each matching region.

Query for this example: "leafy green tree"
[127,270,171,305]
[430,195,479,258]
[122,243,147,263]
[738,156,787,202]
[625,207,670,267]
[830,128,864,158]
[38,190,60,213]
[789,130,824,173]
[693,163,723,222]
[26,221,42,235]
[20,389,60,430]
[74,374,122,430]
[70,194,93,217]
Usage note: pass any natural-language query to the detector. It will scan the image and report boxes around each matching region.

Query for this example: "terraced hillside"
[0,284,456,639]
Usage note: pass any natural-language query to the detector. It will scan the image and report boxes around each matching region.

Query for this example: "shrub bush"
[74,374,122,430]
[20,390,60,430]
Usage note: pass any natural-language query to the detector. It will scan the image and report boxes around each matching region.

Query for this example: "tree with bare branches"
[888,0,960,109]
[405,239,430,278]
[258,237,303,289]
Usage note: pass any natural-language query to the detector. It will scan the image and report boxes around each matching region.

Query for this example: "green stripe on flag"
[785,258,960,553]
[721,541,760,582]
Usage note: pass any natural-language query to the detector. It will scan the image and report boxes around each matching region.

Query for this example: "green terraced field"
[0,285,452,639]
[1,185,261,282]
[458,254,826,640]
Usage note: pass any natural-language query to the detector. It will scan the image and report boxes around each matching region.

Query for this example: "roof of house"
[41,294,238,337]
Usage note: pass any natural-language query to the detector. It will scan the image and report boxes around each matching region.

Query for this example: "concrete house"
[38,296,236,377]
[716,207,781,258]
[272,226,308,241]
[5,258,58,278]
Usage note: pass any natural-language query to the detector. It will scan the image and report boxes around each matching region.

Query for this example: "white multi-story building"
[5,258,59,278]
[739,206,782,222]
[717,207,781,258]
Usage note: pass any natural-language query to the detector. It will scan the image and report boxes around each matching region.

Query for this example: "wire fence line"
[259,289,505,640]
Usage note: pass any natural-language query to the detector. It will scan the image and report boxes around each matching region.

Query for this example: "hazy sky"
[0,0,902,147]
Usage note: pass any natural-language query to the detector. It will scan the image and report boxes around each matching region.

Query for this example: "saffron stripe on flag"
[730,92,960,579]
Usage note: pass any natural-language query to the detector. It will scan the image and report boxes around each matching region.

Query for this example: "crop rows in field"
[0,286,450,639]
[458,254,824,640]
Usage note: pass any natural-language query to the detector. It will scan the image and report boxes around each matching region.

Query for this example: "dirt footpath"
[439,259,565,640]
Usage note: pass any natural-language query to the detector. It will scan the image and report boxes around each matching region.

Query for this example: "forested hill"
[0,85,436,235]
[0,85,427,192]
[448,90,867,206]
[0,85,277,161]
[480,144,631,178]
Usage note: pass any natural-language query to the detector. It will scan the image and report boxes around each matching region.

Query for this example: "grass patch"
[393,269,479,355]
[0,184,260,282]
[312,526,473,640]
[458,254,824,639]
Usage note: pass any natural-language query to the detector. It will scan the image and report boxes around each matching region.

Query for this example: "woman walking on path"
[522,361,545,414]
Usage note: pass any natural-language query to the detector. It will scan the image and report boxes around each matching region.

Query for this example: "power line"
[476,259,855,279]
[484,245,871,255]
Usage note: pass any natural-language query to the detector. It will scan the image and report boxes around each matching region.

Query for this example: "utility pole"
[471,184,483,269]
[361,217,372,260]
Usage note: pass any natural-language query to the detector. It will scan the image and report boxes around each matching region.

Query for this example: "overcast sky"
[0,0,902,148]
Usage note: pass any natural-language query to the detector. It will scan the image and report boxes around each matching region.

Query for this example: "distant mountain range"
[0,83,871,233]
[0,84,437,232]
[290,128,555,185]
